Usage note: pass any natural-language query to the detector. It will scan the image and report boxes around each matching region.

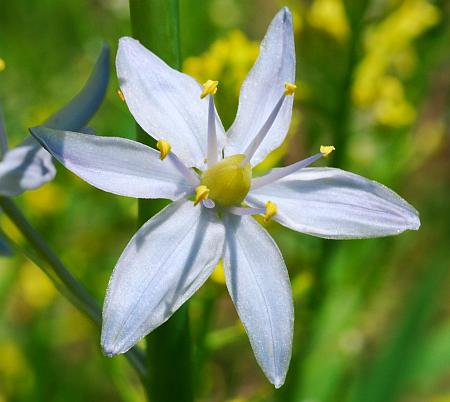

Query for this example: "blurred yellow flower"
[307,0,350,41]
[183,30,259,97]
[19,260,56,309]
[210,259,226,285]
[292,9,303,35]
[0,340,32,387]
[23,182,67,215]
[412,120,445,168]
[23,183,66,215]
[374,76,416,126]
[431,396,450,402]
[291,270,314,300]
[0,57,5,72]
[352,0,440,127]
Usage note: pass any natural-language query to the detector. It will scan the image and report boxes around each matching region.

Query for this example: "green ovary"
[201,154,252,207]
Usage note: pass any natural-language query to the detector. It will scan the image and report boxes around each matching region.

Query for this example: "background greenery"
[0,0,449,401]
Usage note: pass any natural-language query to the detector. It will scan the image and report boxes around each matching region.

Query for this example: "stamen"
[241,83,296,166]
[320,145,335,157]
[200,80,218,99]
[167,153,200,187]
[264,201,277,223]
[117,89,125,102]
[156,139,199,186]
[194,185,210,206]
[206,85,219,167]
[228,202,277,222]
[202,199,216,209]
[284,82,297,96]
[156,140,171,160]
[251,145,336,190]
[228,206,265,216]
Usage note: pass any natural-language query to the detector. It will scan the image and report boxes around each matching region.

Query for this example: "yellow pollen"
[284,82,297,96]
[194,185,210,206]
[0,58,5,72]
[320,145,335,157]
[264,201,277,223]
[117,89,125,102]
[156,140,171,160]
[201,80,219,99]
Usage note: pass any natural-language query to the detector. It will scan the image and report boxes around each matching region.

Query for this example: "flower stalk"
[128,1,195,401]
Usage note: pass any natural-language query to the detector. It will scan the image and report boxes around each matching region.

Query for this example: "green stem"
[0,197,146,380]
[128,1,194,401]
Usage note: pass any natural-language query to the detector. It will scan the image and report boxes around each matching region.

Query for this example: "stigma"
[200,154,252,207]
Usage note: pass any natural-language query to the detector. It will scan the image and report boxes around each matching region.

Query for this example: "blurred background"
[0,0,449,401]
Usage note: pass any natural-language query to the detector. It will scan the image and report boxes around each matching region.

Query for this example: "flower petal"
[224,7,295,166]
[223,213,293,388]
[101,200,225,355]
[30,126,196,200]
[43,43,110,131]
[117,37,226,168]
[0,141,56,197]
[247,168,420,239]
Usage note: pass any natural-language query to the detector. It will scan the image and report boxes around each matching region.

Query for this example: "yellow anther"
[264,201,278,223]
[320,145,335,157]
[194,185,210,206]
[117,89,125,102]
[0,57,5,72]
[156,140,171,160]
[284,82,297,96]
[201,80,219,99]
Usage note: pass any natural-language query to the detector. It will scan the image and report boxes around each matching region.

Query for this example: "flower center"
[200,154,251,207]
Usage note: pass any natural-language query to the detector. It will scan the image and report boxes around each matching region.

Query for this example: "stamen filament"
[228,206,266,216]
[202,199,215,209]
[207,94,218,167]
[241,82,296,166]
[167,152,200,187]
[241,94,285,166]
[228,202,277,223]
[251,145,335,190]
[157,139,199,186]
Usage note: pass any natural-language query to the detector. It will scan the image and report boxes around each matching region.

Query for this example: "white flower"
[0,44,110,198]
[30,8,419,388]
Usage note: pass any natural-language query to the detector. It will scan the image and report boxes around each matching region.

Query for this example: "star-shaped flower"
[30,8,419,387]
